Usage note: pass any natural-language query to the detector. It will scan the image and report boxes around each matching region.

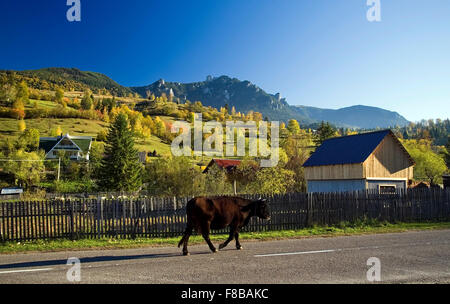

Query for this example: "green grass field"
[1,221,449,254]
[0,117,107,139]
[26,99,59,110]
[0,117,173,155]
[135,135,172,156]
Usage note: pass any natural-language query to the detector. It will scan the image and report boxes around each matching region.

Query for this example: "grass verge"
[1,221,449,254]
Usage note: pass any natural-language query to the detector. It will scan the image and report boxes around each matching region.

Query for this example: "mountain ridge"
[132,75,410,129]
[1,68,410,128]
[292,104,409,129]
[0,67,133,97]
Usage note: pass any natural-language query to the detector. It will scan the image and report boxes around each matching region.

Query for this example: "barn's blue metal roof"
[303,130,392,167]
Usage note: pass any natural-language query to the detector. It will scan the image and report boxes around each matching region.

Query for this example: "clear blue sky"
[0,0,449,122]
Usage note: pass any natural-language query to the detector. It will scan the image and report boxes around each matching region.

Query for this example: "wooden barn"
[303,130,415,193]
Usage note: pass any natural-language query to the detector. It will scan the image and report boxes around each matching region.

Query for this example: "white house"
[39,133,92,161]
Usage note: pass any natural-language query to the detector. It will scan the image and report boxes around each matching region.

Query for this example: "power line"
[0,159,58,162]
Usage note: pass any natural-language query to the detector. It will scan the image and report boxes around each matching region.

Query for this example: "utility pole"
[57,157,61,181]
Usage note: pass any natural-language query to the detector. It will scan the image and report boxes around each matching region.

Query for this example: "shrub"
[51,179,96,194]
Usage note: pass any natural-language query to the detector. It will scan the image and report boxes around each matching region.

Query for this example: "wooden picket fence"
[0,189,449,242]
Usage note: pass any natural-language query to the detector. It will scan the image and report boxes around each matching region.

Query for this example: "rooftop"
[39,133,92,154]
[303,129,413,167]
[204,159,242,173]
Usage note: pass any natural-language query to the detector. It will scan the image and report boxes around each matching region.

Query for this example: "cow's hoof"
[183,252,190,256]
[212,248,218,253]
[236,246,243,250]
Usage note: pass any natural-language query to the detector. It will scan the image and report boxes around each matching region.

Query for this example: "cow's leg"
[219,225,237,250]
[235,231,243,250]
[181,224,193,256]
[200,221,217,253]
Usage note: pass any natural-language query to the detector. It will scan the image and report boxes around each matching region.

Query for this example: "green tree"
[16,128,40,152]
[55,88,64,103]
[55,150,71,176]
[15,81,29,104]
[445,137,450,169]
[154,116,166,138]
[287,119,301,135]
[229,158,260,191]
[403,139,447,185]
[2,150,45,188]
[203,165,233,195]
[0,77,17,104]
[12,99,25,120]
[314,121,336,146]
[81,89,93,110]
[98,113,143,191]
[51,126,63,137]
[146,156,203,196]
[96,129,108,142]
[245,167,296,195]
[0,138,15,157]
[89,141,105,179]
[18,119,26,132]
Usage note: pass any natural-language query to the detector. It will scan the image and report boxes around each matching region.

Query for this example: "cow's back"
[186,197,252,230]
[186,197,215,223]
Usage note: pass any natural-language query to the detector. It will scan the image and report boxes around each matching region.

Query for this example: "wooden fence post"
[69,200,75,241]
[96,198,103,239]
[306,193,313,227]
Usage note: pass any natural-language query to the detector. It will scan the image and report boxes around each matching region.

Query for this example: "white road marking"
[255,249,339,257]
[254,240,450,258]
[0,268,54,274]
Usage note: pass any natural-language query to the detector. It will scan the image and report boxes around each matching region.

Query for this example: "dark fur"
[178,196,270,255]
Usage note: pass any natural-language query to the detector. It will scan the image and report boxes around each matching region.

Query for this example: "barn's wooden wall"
[363,134,413,179]
[307,179,366,193]
[304,163,364,180]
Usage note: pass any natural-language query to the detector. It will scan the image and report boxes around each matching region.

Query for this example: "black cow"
[178,196,270,256]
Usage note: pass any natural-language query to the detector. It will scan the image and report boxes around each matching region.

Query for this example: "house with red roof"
[203,159,242,174]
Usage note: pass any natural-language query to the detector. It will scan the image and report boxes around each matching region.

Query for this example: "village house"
[303,130,415,193]
[39,133,92,161]
[203,159,243,194]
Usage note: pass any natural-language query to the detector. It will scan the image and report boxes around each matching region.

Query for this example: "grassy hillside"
[0,68,134,97]
[0,117,172,156]
[26,99,58,110]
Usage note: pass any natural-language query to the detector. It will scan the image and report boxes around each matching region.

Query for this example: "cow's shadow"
[0,251,212,270]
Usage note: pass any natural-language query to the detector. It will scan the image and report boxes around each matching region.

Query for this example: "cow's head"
[254,198,271,220]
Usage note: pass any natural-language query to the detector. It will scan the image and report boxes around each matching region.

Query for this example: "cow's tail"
[178,224,193,247]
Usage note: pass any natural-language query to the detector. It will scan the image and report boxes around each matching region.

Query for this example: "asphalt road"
[0,230,449,284]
